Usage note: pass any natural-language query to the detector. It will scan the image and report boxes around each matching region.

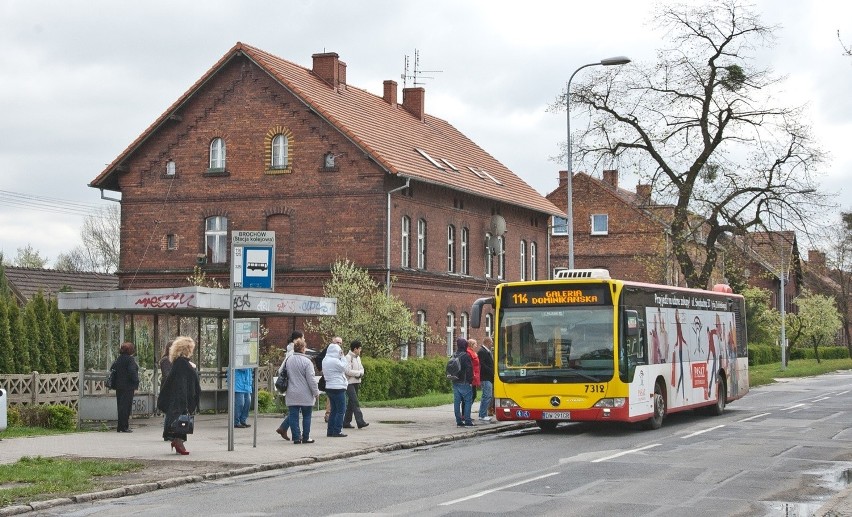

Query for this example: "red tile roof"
[91,42,562,217]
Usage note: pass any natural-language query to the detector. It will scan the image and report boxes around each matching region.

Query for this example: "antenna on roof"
[401,49,442,88]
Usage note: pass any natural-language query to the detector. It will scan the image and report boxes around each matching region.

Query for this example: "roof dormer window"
[415,148,444,170]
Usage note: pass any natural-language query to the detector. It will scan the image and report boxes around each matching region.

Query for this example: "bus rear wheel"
[643,381,666,430]
[536,420,558,432]
[707,375,726,416]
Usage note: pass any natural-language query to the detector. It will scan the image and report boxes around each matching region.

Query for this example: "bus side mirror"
[624,310,639,337]
[470,297,494,328]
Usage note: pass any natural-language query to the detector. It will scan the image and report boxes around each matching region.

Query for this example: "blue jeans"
[325,389,347,435]
[478,381,493,419]
[453,383,473,425]
[287,405,313,441]
[234,391,250,425]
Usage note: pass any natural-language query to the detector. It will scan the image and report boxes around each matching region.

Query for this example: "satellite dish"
[489,214,506,236]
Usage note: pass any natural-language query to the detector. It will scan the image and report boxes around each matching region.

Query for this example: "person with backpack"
[475,337,495,422]
[449,337,475,427]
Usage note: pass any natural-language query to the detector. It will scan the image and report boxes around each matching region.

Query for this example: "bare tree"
[55,204,120,273]
[563,0,831,288]
[839,30,851,57]
[825,212,852,354]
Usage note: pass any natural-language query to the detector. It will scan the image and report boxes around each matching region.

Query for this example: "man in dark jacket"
[476,337,495,422]
[452,337,475,427]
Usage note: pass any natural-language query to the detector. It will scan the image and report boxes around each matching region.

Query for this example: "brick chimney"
[383,80,398,107]
[558,170,570,188]
[636,184,652,204]
[312,52,345,88]
[602,169,618,188]
[402,87,425,121]
[808,249,826,269]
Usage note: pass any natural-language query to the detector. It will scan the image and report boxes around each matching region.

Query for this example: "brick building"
[88,43,562,357]
[546,169,685,284]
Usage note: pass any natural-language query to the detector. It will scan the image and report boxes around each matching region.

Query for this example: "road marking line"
[439,472,560,506]
[682,425,725,438]
[812,396,830,402]
[837,390,850,396]
[781,403,805,411]
[738,412,770,422]
[591,443,661,463]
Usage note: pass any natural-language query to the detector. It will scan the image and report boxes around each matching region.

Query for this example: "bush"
[359,356,451,402]
[17,404,76,430]
[5,406,21,427]
[256,389,275,413]
[748,343,850,365]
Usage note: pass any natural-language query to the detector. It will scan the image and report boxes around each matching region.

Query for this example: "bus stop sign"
[231,231,275,290]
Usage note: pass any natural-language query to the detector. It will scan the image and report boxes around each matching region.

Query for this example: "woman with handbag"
[157,336,201,455]
[110,342,140,433]
[279,337,320,444]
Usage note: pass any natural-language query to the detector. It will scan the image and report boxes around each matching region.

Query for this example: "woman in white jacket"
[321,342,348,437]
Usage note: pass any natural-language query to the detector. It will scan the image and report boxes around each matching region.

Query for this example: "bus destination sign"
[502,285,609,308]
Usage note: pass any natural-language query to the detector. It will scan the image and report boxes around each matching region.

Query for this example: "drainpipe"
[386,177,411,296]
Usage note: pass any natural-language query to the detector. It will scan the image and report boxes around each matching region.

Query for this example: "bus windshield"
[497,306,614,383]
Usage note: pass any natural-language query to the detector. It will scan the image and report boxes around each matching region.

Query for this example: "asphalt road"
[40,371,852,516]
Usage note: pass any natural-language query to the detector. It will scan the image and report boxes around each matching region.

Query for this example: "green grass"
[0,426,83,439]
[0,456,143,507]
[362,391,454,408]
[749,358,852,387]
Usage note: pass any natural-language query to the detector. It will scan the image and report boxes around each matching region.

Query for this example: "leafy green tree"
[49,299,71,372]
[30,293,58,373]
[0,258,11,298]
[0,299,14,373]
[24,304,43,372]
[787,291,843,363]
[563,0,828,288]
[8,301,30,372]
[742,286,779,348]
[65,312,80,371]
[306,260,435,358]
[824,211,852,357]
[13,244,48,269]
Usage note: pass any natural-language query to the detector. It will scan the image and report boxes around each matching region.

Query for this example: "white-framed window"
[484,232,493,278]
[205,216,228,263]
[530,242,537,280]
[401,216,410,268]
[417,219,427,269]
[520,240,527,281]
[591,214,609,235]
[447,225,456,273]
[460,312,469,339]
[271,134,288,168]
[446,311,455,356]
[484,313,493,338]
[552,215,568,235]
[460,227,469,275]
[497,235,505,279]
[416,310,426,358]
[209,138,226,170]
[166,160,176,176]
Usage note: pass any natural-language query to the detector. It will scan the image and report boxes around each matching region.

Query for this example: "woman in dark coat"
[157,336,200,455]
[110,342,140,433]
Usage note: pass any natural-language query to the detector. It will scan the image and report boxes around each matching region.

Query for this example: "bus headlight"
[593,398,626,408]
[495,398,519,408]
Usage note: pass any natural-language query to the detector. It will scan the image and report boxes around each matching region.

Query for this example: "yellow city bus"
[470,269,748,430]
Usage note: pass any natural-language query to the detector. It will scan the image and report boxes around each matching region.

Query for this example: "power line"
[0,190,110,217]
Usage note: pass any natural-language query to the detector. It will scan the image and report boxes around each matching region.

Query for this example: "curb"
[1,422,530,515]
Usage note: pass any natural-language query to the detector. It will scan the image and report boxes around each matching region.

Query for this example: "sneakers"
[463,421,476,427]
[478,416,493,423]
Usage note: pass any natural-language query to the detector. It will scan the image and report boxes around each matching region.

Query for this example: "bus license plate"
[543,411,570,420]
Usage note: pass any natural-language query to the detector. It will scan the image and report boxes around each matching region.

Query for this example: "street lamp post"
[565,56,630,269]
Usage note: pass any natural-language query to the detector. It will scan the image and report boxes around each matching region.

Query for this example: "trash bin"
[0,388,7,431]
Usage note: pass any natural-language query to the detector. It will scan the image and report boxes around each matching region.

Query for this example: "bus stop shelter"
[57,286,336,425]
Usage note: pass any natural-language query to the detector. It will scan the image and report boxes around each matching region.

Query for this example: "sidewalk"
[0,405,523,515]
[2,405,851,516]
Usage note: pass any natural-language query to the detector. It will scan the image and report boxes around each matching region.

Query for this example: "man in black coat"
[111,342,140,433]
[451,338,475,427]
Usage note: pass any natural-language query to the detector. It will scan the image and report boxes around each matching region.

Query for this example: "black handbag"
[318,375,326,391]
[172,413,194,434]
[275,358,289,394]
[105,367,117,390]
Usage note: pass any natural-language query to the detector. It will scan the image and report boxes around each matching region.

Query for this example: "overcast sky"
[1,0,850,265]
